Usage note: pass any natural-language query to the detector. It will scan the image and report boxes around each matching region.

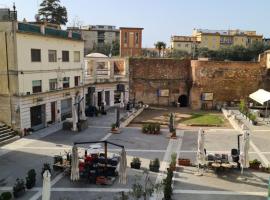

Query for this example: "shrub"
[132,157,141,164]
[170,153,177,166]
[25,169,36,189]
[163,168,173,200]
[0,192,12,200]
[13,178,25,198]
[142,123,160,134]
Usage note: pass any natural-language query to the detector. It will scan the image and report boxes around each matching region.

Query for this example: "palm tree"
[155,41,166,57]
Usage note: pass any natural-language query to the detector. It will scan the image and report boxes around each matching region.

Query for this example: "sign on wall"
[201,92,214,101]
[157,89,169,97]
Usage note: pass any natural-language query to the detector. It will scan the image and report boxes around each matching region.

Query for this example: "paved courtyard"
[0,108,269,200]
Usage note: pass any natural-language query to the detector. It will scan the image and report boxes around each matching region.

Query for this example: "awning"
[249,89,270,105]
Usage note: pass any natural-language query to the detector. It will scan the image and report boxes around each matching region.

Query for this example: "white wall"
[16,33,84,94]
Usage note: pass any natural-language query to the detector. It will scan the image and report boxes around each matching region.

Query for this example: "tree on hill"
[155,41,166,57]
[37,0,68,25]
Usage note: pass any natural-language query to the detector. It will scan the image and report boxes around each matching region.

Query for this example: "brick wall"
[129,58,191,106]
[190,60,265,109]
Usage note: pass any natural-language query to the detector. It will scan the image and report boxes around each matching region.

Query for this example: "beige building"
[0,10,84,132]
[68,25,120,55]
[84,53,129,109]
[170,36,198,53]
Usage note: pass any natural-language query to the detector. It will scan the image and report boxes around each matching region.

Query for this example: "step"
[0,129,13,134]
[0,126,8,131]
[0,132,13,139]
[0,134,16,142]
[0,135,19,146]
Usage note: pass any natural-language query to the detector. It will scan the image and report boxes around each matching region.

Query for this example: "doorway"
[30,104,45,130]
[178,95,188,107]
[51,101,56,123]
[105,91,110,106]
[97,92,102,107]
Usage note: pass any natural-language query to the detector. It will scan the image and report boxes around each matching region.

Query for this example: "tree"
[89,41,120,57]
[154,41,166,57]
[37,0,68,25]
[167,50,190,59]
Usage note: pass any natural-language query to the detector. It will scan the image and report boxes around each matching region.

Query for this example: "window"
[62,77,70,88]
[32,80,42,93]
[31,49,41,62]
[48,50,57,62]
[177,43,181,47]
[124,32,128,44]
[49,79,57,91]
[74,76,80,86]
[135,32,139,44]
[74,51,80,62]
[62,51,69,62]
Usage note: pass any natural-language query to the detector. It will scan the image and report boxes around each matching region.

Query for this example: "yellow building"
[192,29,263,50]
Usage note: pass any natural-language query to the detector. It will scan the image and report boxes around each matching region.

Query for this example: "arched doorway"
[178,95,188,107]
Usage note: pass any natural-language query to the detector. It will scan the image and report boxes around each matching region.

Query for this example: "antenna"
[13,2,16,11]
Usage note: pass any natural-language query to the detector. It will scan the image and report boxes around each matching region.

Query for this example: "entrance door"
[97,92,102,107]
[105,91,110,106]
[30,105,45,130]
[61,98,72,121]
[51,102,56,123]
[178,95,188,107]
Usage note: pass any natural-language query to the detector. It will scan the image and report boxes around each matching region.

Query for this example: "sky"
[1,0,269,47]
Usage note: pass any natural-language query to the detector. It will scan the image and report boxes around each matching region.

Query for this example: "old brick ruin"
[129,57,268,109]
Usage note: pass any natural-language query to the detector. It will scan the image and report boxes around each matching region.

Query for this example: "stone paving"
[0,108,269,200]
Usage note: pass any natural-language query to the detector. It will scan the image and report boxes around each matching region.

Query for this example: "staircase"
[0,123,20,146]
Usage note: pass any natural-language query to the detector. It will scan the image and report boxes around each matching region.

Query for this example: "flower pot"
[130,162,141,169]
[111,128,120,134]
[149,165,159,172]
[13,189,25,198]
[170,164,176,171]
[178,158,190,166]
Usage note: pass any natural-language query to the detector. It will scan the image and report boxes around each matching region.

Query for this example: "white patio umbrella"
[196,128,206,175]
[80,97,86,120]
[70,145,80,181]
[42,170,51,200]
[240,131,250,174]
[72,104,78,131]
[118,148,127,184]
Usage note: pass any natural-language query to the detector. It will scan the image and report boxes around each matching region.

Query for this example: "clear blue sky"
[1,0,269,47]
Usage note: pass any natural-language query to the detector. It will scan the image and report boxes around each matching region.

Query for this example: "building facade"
[0,11,84,132]
[120,27,143,57]
[68,25,120,55]
[170,36,198,54]
[171,29,263,53]
[84,53,129,109]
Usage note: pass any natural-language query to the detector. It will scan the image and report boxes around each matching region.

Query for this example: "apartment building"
[171,28,263,52]
[68,25,120,55]
[193,29,263,50]
[170,36,198,53]
[84,53,129,108]
[0,9,84,131]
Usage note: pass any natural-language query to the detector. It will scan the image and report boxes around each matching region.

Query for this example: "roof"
[249,89,270,105]
[85,53,108,58]
[119,27,144,30]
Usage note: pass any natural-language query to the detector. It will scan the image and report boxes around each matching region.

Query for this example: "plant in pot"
[154,123,160,134]
[249,114,257,125]
[163,167,173,200]
[249,159,261,170]
[178,158,191,166]
[149,158,160,172]
[41,163,51,178]
[0,192,12,200]
[170,153,177,171]
[130,157,141,169]
[25,169,36,189]
[142,124,149,134]
[13,178,25,198]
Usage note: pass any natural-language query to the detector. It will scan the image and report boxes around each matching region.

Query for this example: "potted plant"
[249,114,257,125]
[0,192,12,200]
[13,178,25,198]
[111,123,120,134]
[170,129,177,139]
[130,157,141,169]
[154,123,160,134]
[170,153,177,171]
[149,158,160,172]
[142,124,149,134]
[178,158,190,166]
[163,168,173,200]
[249,159,261,170]
[25,169,36,189]
[41,163,51,178]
